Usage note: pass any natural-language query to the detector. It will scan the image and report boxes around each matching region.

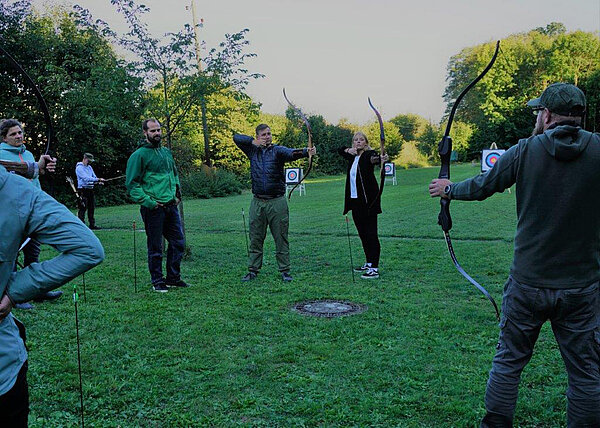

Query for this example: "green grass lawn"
[21,164,568,427]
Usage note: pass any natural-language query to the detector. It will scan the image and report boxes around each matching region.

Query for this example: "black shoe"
[166,279,190,288]
[152,282,168,293]
[33,290,63,302]
[241,271,258,282]
[281,272,293,282]
[89,225,101,230]
[361,268,379,279]
[354,263,371,272]
[15,302,34,310]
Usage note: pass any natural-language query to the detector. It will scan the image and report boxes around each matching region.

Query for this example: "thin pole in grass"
[345,215,355,284]
[133,220,137,293]
[242,208,249,257]
[72,284,85,427]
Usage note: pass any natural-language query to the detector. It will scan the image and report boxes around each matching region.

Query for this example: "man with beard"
[126,119,189,292]
[429,83,600,427]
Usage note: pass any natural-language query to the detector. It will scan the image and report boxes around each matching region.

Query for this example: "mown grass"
[21,164,568,427]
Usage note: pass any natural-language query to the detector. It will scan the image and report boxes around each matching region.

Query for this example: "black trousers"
[351,209,380,268]
[77,188,96,227]
[0,361,29,427]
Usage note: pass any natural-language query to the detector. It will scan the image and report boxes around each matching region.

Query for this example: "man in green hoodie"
[0,163,105,425]
[429,83,600,427]
[126,119,189,292]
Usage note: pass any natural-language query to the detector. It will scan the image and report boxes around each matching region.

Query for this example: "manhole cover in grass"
[292,300,366,318]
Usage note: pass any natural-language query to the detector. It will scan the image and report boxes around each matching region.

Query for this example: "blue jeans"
[482,277,600,427]
[140,205,185,285]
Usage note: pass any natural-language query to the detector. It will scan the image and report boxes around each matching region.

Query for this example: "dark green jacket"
[450,123,600,288]
[126,141,180,209]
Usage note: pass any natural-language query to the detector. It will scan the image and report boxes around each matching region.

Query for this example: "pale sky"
[34,0,600,125]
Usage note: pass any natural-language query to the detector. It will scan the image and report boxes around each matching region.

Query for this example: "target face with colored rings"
[481,149,505,172]
[383,162,395,176]
[285,168,302,184]
[485,152,501,168]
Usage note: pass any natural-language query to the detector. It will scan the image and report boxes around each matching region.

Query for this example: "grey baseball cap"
[527,83,586,116]
[83,153,95,162]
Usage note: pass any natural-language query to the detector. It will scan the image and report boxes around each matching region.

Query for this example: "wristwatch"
[443,184,452,197]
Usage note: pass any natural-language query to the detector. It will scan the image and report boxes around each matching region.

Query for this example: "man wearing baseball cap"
[75,152,105,230]
[429,83,600,427]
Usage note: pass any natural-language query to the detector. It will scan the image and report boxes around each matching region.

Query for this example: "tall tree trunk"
[200,96,211,166]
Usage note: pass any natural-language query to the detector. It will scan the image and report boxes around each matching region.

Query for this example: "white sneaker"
[361,268,379,279]
[354,263,371,273]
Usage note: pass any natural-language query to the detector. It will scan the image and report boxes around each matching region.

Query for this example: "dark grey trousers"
[481,277,600,428]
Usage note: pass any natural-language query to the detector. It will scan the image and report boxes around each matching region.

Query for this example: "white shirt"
[349,155,360,198]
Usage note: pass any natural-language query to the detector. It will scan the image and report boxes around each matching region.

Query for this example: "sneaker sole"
[153,288,168,293]
[361,275,380,279]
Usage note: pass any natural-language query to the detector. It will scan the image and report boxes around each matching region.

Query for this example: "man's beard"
[531,114,545,136]
[149,135,161,145]
[531,121,544,136]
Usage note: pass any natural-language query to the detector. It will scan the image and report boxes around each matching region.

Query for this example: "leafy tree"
[390,113,429,142]
[534,22,567,36]
[442,25,600,157]
[417,122,442,162]
[104,0,263,164]
[364,120,403,159]
[0,1,145,205]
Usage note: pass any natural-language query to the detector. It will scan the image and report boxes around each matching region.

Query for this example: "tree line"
[1,2,597,206]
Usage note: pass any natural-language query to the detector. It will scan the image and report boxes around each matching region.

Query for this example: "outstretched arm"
[0,154,57,178]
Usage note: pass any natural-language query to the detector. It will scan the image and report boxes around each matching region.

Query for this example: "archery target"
[383,162,395,177]
[481,150,505,172]
[285,168,302,184]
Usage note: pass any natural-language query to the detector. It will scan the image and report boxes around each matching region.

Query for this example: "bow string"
[283,88,313,200]
[0,45,53,156]
[438,40,500,321]
[368,97,386,210]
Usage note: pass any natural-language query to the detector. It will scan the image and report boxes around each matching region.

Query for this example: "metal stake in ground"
[133,220,137,293]
[345,215,355,284]
[72,285,85,427]
[241,208,249,258]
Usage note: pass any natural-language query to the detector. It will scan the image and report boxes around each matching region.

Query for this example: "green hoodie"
[450,124,600,288]
[126,140,180,209]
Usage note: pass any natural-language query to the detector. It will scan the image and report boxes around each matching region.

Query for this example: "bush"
[180,167,247,199]
[396,141,430,169]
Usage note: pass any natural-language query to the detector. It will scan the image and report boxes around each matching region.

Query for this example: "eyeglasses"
[532,108,544,116]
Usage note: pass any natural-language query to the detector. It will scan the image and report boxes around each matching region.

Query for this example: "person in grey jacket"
[75,153,105,230]
[0,164,105,425]
[429,83,600,427]
[234,124,316,282]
